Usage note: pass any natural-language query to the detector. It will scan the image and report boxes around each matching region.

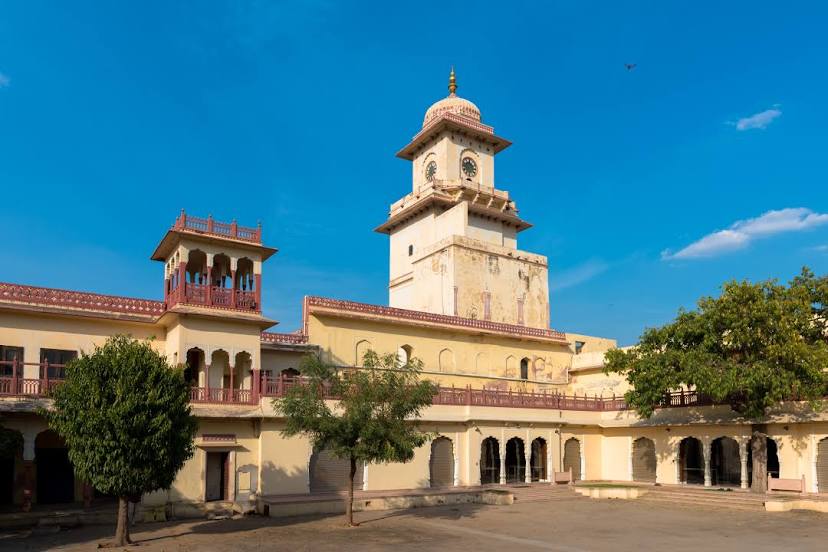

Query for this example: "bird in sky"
[624,63,637,71]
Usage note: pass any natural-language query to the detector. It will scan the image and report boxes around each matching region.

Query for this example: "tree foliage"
[275,350,437,526]
[46,335,197,546]
[604,268,828,419]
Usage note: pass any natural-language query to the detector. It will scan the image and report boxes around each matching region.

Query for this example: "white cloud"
[0,73,9,88]
[734,107,781,131]
[662,208,828,260]
[550,259,609,291]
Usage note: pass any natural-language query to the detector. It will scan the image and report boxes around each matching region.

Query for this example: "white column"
[524,440,532,483]
[362,463,369,491]
[739,439,749,490]
[499,447,506,485]
[703,439,712,487]
[546,432,553,483]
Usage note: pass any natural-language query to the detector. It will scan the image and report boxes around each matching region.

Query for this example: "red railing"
[0,360,66,397]
[304,296,568,342]
[173,210,261,244]
[167,283,258,312]
[260,332,309,345]
[189,387,253,404]
[0,282,163,317]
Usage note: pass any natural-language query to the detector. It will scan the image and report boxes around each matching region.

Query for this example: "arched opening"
[186,250,207,284]
[355,340,371,367]
[480,437,500,485]
[504,356,516,379]
[235,257,256,309]
[505,437,525,483]
[0,428,22,506]
[711,437,741,486]
[232,351,252,391]
[563,438,582,481]
[678,437,704,485]
[35,430,75,504]
[309,448,364,494]
[438,349,454,373]
[530,438,547,482]
[211,254,232,306]
[519,358,529,380]
[632,437,657,483]
[184,347,204,386]
[429,437,454,488]
[397,345,412,366]
[209,349,229,391]
[280,367,300,379]
[816,437,828,493]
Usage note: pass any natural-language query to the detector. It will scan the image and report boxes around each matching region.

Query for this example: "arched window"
[520,358,529,380]
[397,345,412,366]
[438,349,454,373]
[408,245,414,256]
[355,340,371,367]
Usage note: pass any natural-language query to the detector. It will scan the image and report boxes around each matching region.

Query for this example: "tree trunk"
[114,496,132,545]
[346,456,357,527]
[750,431,768,493]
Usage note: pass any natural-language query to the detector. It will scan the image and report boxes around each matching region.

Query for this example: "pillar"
[206,265,213,305]
[499,448,506,485]
[21,431,36,512]
[83,481,94,508]
[178,261,187,302]
[230,269,237,308]
[453,434,460,487]
[255,273,262,310]
[524,442,531,483]
[703,439,712,487]
[739,439,749,490]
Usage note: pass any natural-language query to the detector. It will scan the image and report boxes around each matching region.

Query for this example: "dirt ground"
[1,496,827,552]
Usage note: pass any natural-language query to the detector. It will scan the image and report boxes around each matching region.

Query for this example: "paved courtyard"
[1,495,827,552]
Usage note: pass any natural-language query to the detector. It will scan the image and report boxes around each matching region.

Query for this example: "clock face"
[425,161,437,181]
[461,157,478,178]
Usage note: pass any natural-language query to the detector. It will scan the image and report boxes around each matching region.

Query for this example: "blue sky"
[1,1,826,345]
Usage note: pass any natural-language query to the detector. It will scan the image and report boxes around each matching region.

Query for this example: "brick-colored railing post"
[251,369,261,404]
[11,354,18,395]
[230,219,238,238]
[207,214,214,233]
[43,359,49,396]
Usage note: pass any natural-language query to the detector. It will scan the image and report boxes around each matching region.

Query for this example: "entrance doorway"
[563,438,581,481]
[710,437,741,486]
[205,451,229,501]
[679,437,704,485]
[632,437,657,483]
[308,448,364,494]
[35,430,75,504]
[530,438,547,482]
[505,438,525,483]
[480,438,500,484]
[429,437,454,488]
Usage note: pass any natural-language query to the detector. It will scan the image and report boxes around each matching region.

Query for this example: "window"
[517,299,524,326]
[482,292,491,321]
[397,345,412,366]
[574,341,586,355]
[520,358,529,380]
[408,245,414,256]
[40,349,77,379]
[0,346,23,378]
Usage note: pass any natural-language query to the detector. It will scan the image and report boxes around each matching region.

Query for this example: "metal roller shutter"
[632,438,657,482]
[429,437,454,488]
[309,449,364,493]
[563,438,581,481]
[818,438,828,493]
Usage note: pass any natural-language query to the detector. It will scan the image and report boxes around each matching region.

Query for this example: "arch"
[355,340,371,367]
[530,437,547,482]
[678,437,704,485]
[397,344,412,367]
[235,257,255,291]
[185,249,207,284]
[475,352,489,375]
[711,436,741,486]
[519,357,530,380]
[0,428,22,506]
[817,437,828,493]
[184,347,204,386]
[232,351,252,390]
[505,437,526,483]
[563,438,582,481]
[211,254,232,288]
[309,448,364,494]
[480,437,500,484]
[533,358,545,378]
[209,349,230,389]
[35,430,74,504]
[747,435,781,486]
[632,437,657,483]
[438,349,455,373]
[504,356,517,379]
[429,437,454,488]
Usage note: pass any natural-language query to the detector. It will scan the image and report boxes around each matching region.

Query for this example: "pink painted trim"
[0,282,164,316]
[303,296,568,342]
[261,332,309,345]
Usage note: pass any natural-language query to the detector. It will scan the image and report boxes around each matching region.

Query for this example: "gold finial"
[448,67,457,95]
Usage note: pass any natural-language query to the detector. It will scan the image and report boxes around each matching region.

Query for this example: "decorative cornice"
[304,296,568,343]
[0,282,164,318]
[261,332,309,345]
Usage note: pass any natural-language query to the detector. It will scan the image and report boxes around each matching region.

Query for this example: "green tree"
[46,335,197,546]
[275,350,437,526]
[605,268,828,490]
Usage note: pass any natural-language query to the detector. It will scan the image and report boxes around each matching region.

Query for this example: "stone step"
[639,493,766,512]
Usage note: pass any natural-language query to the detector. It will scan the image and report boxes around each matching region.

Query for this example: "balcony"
[173,210,262,244]
[166,283,259,313]
[0,360,65,398]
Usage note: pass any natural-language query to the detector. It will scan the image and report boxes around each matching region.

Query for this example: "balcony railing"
[167,283,259,312]
[0,360,66,397]
[173,210,262,244]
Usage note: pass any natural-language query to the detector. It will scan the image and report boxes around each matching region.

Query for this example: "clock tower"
[376,70,551,330]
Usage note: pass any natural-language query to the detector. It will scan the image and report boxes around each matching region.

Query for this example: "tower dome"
[422,69,481,127]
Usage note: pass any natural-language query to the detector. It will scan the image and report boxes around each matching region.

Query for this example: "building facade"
[2,72,828,516]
